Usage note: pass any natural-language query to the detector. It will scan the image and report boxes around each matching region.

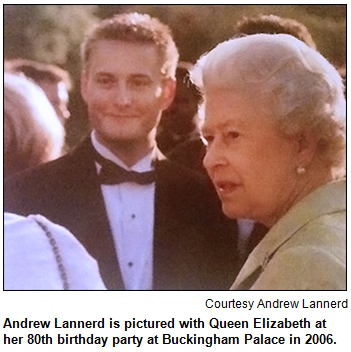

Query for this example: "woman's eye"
[227,131,239,139]
[202,135,214,146]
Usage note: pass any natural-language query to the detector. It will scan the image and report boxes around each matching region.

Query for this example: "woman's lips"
[214,181,239,196]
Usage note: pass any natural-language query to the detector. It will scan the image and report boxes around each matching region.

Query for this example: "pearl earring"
[296,166,306,175]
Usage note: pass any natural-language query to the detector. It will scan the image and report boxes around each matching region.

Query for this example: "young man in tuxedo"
[5,13,239,290]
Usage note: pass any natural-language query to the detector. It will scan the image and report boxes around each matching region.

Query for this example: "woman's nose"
[203,139,227,171]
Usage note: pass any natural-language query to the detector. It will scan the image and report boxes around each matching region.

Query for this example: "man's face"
[39,80,70,124]
[81,40,175,149]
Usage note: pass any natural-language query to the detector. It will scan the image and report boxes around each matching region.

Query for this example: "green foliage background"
[4,5,346,147]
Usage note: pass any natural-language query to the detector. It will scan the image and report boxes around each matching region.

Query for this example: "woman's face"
[202,89,301,227]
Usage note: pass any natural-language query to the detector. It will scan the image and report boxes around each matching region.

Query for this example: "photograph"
[3,4,346,292]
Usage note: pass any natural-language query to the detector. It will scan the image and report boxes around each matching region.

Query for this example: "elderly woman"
[191,34,345,290]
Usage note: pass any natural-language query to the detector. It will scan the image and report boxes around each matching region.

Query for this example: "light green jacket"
[231,179,346,290]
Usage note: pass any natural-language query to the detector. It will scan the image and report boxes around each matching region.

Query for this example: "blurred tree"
[4,5,346,148]
[108,4,346,66]
[303,5,346,20]
[95,4,128,18]
[4,5,98,65]
[5,5,345,67]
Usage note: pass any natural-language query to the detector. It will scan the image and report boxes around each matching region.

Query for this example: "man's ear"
[80,70,89,103]
[161,78,176,111]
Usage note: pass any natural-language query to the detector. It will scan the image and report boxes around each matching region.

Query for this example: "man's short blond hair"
[81,12,179,79]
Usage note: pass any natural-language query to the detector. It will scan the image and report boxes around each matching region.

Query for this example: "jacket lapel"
[67,138,125,290]
[152,158,180,289]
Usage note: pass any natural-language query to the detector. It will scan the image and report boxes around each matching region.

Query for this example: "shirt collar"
[91,131,155,172]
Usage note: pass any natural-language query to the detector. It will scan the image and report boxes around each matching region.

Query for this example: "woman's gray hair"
[191,34,346,177]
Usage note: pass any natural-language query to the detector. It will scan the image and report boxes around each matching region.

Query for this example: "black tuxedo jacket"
[5,138,239,290]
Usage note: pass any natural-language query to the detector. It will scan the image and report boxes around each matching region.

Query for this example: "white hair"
[191,34,346,177]
[4,72,65,177]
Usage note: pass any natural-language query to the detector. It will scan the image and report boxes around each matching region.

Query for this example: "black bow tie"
[95,152,155,185]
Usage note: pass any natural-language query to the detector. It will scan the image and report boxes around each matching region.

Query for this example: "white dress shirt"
[91,131,155,290]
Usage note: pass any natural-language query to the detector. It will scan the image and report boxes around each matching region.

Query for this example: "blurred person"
[235,14,316,49]
[5,59,71,124]
[191,34,346,290]
[157,61,202,154]
[4,72,65,179]
[5,13,239,290]
[4,213,106,290]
